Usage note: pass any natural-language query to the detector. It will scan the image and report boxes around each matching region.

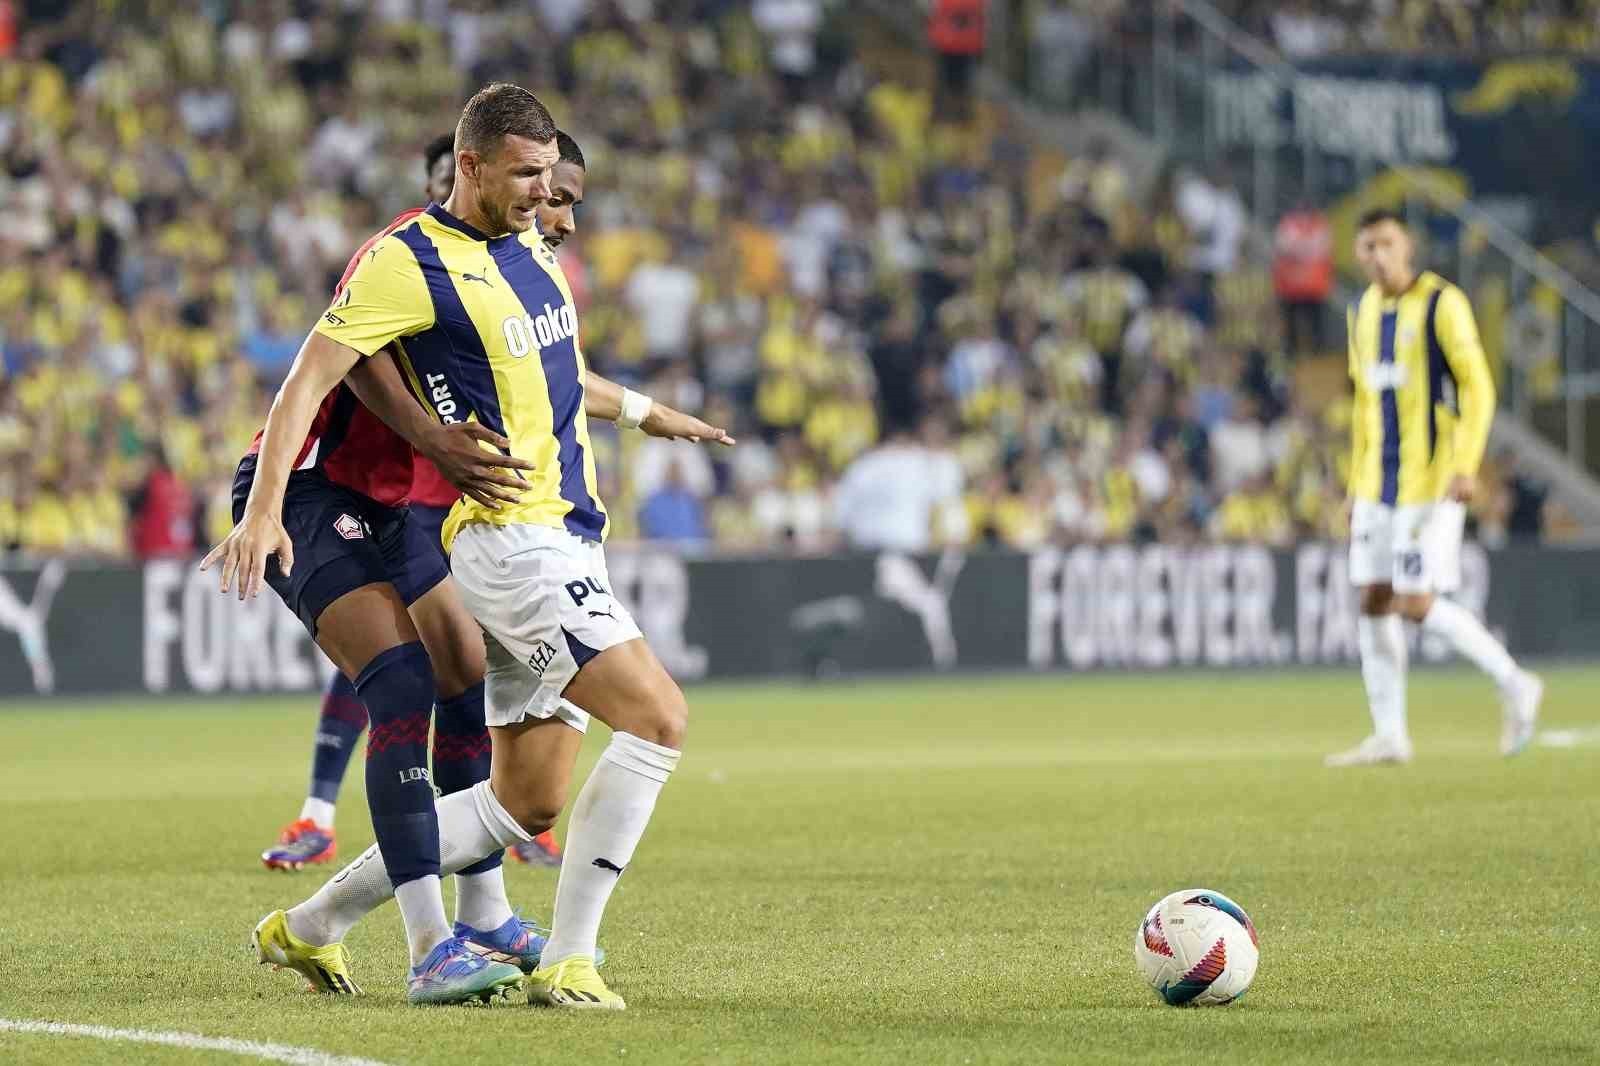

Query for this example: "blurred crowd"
[1013,0,1600,58]
[1254,0,1600,57]
[0,0,1550,562]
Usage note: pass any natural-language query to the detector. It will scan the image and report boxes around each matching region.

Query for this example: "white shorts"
[450,522,643,729]
[1349,499,1465,594]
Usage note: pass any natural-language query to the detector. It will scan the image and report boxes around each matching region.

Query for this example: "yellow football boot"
[252,909,361,994]
[526,956,624,1010]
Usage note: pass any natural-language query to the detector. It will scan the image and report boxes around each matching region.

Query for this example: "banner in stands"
[1,545,1597,697]
[1204,56,1600,221]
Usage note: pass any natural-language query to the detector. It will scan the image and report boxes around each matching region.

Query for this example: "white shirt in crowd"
[308,112,380,188]
[783,196,849,298]
[1129,446,1172,504]
[832,440,967,553]
[536,0,591,38]
[1176,172,1245,275]
[1271,8,1344,57]
[625,261,700,358]
[632,436,717,503]
[1210,414,1293,494]
[752,0,822,75]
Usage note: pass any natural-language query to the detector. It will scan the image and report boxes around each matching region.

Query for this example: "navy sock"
[432,681,502,876]
[353,642,440,888]
[309,671,367,804]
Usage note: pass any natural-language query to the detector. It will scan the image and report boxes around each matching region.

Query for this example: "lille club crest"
[334,514,365,540]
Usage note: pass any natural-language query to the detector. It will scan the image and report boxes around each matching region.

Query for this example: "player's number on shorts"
[1399,551,1423,578]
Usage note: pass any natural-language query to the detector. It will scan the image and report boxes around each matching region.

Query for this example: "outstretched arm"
[346,350,535,507]
[584,370,736,446]
[199,331,361,599]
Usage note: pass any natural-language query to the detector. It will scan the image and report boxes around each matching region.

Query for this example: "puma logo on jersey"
[501,303,578,359]
[461,270,493,286]
[1366,363,1410,391]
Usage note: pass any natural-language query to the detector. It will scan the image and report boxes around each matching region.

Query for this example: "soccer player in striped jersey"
[212,85,731,1010]
[1327,209,1543,767]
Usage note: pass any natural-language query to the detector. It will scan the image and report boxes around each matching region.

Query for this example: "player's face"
[425,152,454,203]
[537,163,586,249]
[471,134,557,235]
[1355,220,1414,293]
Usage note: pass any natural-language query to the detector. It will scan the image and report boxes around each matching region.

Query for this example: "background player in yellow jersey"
[1328,209,1543,767]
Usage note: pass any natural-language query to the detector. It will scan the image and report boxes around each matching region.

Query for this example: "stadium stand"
[0,0,1550,562]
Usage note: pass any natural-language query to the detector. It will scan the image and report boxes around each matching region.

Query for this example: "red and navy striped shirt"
[246,209,426,508]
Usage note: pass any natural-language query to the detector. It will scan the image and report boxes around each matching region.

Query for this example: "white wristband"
[616,388,653,430]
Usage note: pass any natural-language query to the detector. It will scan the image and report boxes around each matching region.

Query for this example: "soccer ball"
[1133,888,1259,1006]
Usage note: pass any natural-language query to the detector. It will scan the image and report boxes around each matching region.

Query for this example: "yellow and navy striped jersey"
[313,203,606,547]
[1346,271,1495,507]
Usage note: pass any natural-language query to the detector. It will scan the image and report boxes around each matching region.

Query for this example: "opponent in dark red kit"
[259,135,583,875]
[218,132,542,1004]
[256,135,457,874]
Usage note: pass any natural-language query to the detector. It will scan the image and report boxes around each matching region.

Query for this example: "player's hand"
[1447,474,1476,503]
[424,422,537,509]
[641,404,736,447]
[199,509,293,601]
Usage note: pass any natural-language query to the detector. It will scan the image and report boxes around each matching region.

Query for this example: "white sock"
[286,782,532,949]
[1357,613,1409,743]
[1422,598,1519,688]
[455,869,514,932]
[539,732,680,968]
[299,796,336,830]
[287,842,391,947]
[393,876,452,964]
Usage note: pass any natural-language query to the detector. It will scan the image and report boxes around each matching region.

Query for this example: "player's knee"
[431,659,484,702]
[1360,584,1395,615]
[634,685,688,750]
[498,782,564,837]
[417,627,486,698]
[1394,593,1433,622]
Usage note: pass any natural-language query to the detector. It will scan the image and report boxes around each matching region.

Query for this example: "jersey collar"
[427,202,497,243]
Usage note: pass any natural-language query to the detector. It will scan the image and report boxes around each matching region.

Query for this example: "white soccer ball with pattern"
[1133,888,1259,1006]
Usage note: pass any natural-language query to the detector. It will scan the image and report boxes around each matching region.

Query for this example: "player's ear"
[457,149,480,183]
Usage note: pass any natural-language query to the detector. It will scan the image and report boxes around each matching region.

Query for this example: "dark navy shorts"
[408,502,452,563]
[232,456,450,637]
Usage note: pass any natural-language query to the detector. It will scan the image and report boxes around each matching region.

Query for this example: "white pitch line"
[1535,726,1600,749]
[0,1019,397,1066]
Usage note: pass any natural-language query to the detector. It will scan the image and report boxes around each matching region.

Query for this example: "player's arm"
[1435,285,1496,501]
[584,370,735,446]
[1344,305,1367,529]
[346,350,535,507]
[199,332,362,599]
[201,235,432,598]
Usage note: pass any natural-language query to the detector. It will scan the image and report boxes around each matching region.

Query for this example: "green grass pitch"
[1,667,1597,1065]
